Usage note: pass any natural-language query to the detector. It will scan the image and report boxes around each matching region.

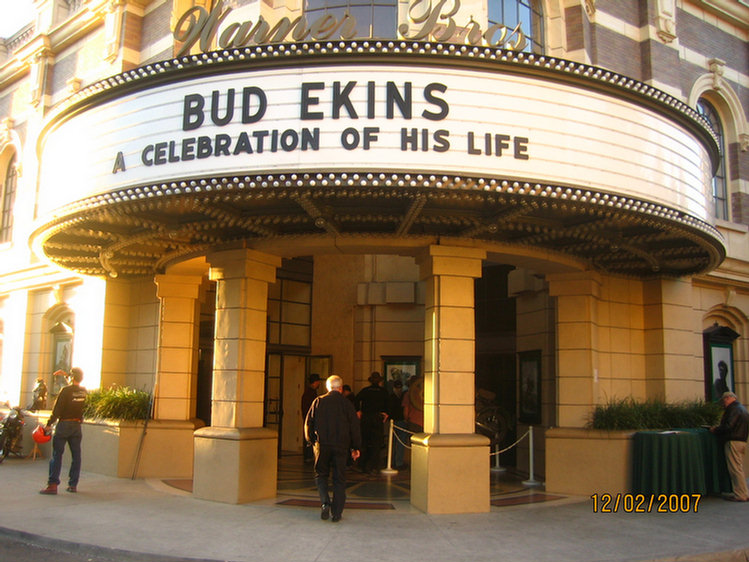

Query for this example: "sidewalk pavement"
[1,457,749,562]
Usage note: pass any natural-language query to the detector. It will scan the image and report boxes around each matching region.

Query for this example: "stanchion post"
[522,425,541,487]
[490,443,506,473]
[381,418,397,475]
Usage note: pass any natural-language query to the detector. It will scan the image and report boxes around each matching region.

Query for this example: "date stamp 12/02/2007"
[590,493,701,513]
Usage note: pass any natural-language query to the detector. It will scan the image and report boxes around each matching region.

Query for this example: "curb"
[0,526,227,562]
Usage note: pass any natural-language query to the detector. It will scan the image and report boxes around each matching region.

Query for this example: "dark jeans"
[48,421,82,487]
[360,414,384,473]
[313,444,348,518]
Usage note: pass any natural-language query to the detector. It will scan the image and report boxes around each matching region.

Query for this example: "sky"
[0,0,35,38]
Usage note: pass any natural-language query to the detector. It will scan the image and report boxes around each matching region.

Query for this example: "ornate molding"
[583,0,596,18]
[656,0,677,43]
[708,58,726,90]
[0,117,14,148]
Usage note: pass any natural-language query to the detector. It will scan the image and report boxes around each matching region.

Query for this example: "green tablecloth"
[631,429,731,496]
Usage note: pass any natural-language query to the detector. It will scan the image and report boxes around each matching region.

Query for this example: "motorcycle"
[475,389,511,447]
[0,406,26,463]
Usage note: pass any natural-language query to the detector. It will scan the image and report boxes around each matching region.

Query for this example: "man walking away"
[711,391,749,502]
[40,367,87,495]
[304,375,361,522]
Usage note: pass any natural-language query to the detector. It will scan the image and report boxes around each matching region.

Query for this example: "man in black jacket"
[711,391,749,502]
[304,375,361,522]
[40,367,87,495]
[355,371,389,474]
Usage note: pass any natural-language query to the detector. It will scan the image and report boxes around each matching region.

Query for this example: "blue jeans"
[48,421,82,487]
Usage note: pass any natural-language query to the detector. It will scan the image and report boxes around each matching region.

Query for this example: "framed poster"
[518,350,541,425]
[708,343,734,402]
[51,336,72,395]
[382,356,420,392]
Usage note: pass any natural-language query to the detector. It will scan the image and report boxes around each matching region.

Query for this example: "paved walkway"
[1,456,749,562]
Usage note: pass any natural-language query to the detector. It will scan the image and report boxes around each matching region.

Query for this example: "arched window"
[488,0,543,53]
[304,0,397,39]
[0,155,17,244]
[697,98,729,221]
[303,0,544,46]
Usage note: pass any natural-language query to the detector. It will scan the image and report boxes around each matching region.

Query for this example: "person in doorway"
[402,375,424,433]
[30,376,48,411]
[388,379,407,469]
[304,375,361,522]
[710,391,749,502]
[355,372,390,474]
[40,367,87,495]
[301,373,322,463]
[342,384,356,405]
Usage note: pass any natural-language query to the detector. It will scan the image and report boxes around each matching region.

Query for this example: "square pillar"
[411,245,489,514]
[643,278,702,401]
[154,273,204,421]
[193,248,282,504]
[548,272,602,428]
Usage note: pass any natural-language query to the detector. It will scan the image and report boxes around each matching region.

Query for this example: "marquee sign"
[38,64,711,223]
[33,45,723,279]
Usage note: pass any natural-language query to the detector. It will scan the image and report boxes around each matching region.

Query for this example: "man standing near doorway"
[301,373,322,463]
[355,372,390,474]
[39,367,87,495]
[304,375,361,522]
[711,391,749,502]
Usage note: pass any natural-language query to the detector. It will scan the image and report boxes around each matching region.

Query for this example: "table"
[631,429,731,496]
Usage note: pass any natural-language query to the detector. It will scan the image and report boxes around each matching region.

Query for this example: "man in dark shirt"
[355,371,389,474]
[304,375,361,522]
[711,391,749,502]
[40,367,87,495]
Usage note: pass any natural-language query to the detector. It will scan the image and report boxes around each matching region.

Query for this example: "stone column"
[192,248,281,504]
[643,278,702,401]
[131,273,206,479]
[547,271,601,428]
[410,245,489,514]
[154,274,204,421]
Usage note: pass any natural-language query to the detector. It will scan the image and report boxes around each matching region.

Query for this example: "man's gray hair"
[326,375,343,391]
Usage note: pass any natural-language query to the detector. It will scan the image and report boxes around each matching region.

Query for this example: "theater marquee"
[34,43,724,279]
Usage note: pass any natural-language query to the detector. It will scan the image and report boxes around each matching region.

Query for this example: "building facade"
[0,0,747,513]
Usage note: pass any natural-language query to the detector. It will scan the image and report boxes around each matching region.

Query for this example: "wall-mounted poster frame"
[382,356,420,392]
[703,324,739,402]
[518,350,541,425]
[706,342,735,402]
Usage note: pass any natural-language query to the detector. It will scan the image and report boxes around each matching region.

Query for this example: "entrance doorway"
[266,353,307,453]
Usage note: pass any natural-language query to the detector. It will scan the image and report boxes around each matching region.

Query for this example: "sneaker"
[66,486,77,493]
[39,484,58,495]
[320,504,330,520]
[331,514,342,522]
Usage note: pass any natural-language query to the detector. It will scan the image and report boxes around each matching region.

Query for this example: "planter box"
[545,428,634,496]
[82,419,202,479]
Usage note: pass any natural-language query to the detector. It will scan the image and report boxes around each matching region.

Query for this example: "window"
[488,0,543,53]
[304,0,398,39]
[303,0,543,47]
[0,155,17,244]
[697,99,729,221]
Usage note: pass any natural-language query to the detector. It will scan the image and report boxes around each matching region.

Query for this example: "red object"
[32,424,52,444]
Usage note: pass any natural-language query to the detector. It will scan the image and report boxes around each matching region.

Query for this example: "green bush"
[588,398,721,430]
[84,386,152,421]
